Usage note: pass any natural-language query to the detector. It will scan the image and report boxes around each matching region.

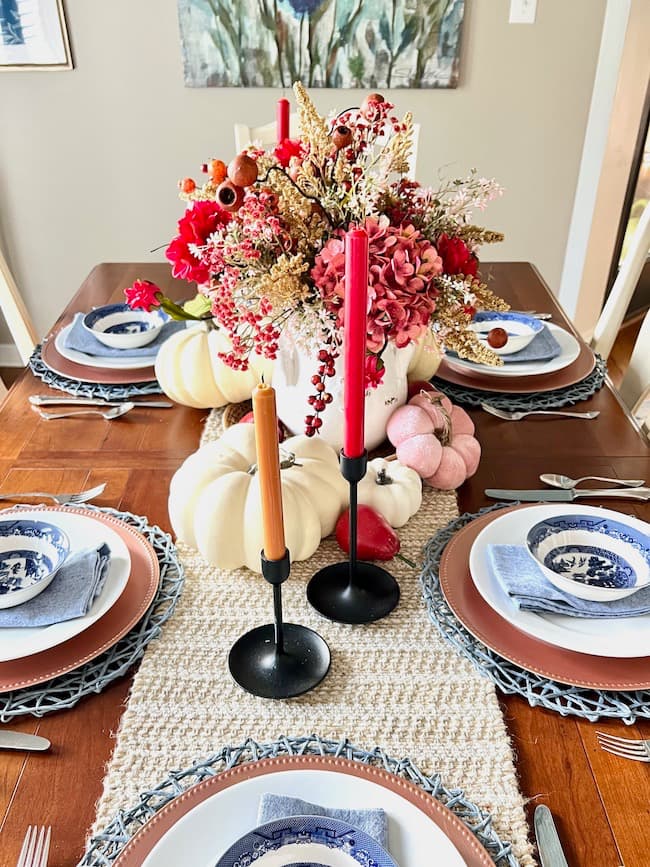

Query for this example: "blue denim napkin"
[257,793,388,847]
[488,544,650,618]
[497,325,561,363]
[64,313,184,358]
[0,544,111,627]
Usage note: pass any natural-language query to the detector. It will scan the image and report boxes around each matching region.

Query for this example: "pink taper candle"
[276,98,290,144]
[343,228,369,458]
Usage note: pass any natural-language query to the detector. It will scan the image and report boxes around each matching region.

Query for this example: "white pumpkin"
[407,329,443,382]
[357,458,422,528]
[168,423,347,572]
[155,322,274,408]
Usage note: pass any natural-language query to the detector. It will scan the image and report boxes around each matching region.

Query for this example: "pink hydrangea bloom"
[311,216,443,352]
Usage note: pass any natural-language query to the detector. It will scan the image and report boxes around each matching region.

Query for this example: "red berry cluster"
[304,347,337,436]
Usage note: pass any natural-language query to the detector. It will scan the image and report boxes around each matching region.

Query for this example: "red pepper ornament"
[335,505,415,566]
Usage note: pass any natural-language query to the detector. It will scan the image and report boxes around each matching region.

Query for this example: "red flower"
[166,201,232,285]
[124,279,162,312]
[365,353,385,388]
[436,233,478,277]
[274,138,305,168]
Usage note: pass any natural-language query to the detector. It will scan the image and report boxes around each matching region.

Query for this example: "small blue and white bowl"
[526,514,650,601]
[470,311,543,355]
[83,303,169,350]
[216,815,397,867]
[0,520,70,609]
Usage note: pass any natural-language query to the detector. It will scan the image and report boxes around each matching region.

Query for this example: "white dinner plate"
[0,508,131,661]
[468,504,650,658]
[444,323,580,378]
[142,769,470,867]
[55,323,158,371]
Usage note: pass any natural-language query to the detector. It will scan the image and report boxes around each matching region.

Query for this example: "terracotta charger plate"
[438,504,650,690]
[41,329,157,385]
[435,338,596,394]
[113,755,495,867]
[0,507,160,692]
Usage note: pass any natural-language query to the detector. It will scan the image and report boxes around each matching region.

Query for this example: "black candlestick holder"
[228,549,330,699]
[307,451,400,624]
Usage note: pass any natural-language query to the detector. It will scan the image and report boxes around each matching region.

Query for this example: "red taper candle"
[276,98,290,144]
[343,228,369,458]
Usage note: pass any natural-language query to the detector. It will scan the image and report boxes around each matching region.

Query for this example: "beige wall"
[0,0,606,349]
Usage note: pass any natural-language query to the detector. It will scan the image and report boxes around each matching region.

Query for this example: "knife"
[534,805,568,867]
[29,396,173,409]
[0,730,51,751]
[485,487,650,502]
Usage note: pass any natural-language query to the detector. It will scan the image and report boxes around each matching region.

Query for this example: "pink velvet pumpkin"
[387,391,481,491]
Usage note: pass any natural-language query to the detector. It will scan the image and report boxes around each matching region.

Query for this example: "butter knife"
[0,730,50,751]
[30,396,173,409]
[534,805,568,867]
[485,487,650,502]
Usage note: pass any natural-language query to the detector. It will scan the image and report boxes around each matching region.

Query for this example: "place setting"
[421,475,650,722]
[432,310,607,411]
[29,298,184,401]
[0,496,184,721]
[81,736,518,867]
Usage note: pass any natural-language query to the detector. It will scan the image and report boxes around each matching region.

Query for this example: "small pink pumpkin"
[387,391,481,491]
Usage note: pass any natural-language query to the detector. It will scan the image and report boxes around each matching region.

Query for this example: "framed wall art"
[0,0,73,70]
[178,0,464,89]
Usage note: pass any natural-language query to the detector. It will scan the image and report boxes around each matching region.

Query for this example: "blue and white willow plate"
[0,519,70,609]
[527,513,650,602]
[83,303,169,350]
[215,815,398,867]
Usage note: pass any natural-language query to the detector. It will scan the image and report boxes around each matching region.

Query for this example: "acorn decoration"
[332,125,353,150]
[227,154,259,188]
[216,180,245,212]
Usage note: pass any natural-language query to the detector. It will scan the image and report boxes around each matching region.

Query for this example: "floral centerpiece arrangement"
[127,83,507,436]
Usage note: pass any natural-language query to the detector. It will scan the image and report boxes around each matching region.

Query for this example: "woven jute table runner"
[90,410,534,864]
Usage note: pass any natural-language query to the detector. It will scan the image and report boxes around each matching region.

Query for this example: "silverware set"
[29,394,173,420]
[486,472,649,502]
[481,403,599,421]
[0,731,51,751]
[17,826,50,867]
[596,732,650,762]
[35,402,135,420]
[534,805,568,867]
[0,483,106,506]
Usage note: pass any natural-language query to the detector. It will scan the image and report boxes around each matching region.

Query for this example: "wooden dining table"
[0,261,648,867]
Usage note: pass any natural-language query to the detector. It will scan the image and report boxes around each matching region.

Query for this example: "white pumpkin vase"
[274,336,417,452]
[168,423,348,572]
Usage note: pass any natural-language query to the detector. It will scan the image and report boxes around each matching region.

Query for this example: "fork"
[17,826,51,867]
[481,403,600,421]
[0,482,106,506]
[596,731,650,762]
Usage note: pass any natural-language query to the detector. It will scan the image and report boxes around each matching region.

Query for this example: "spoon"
[34,402,134,420]
[540,473,646,489]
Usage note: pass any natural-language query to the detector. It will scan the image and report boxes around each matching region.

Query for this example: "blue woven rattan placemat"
[29,344,163,400]
[421,503,650,724]
[80,734,518,867]
[433,355,606,410]
[0,506,184,721]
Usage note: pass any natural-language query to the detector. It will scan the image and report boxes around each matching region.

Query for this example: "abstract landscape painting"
[177,0,464,88]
